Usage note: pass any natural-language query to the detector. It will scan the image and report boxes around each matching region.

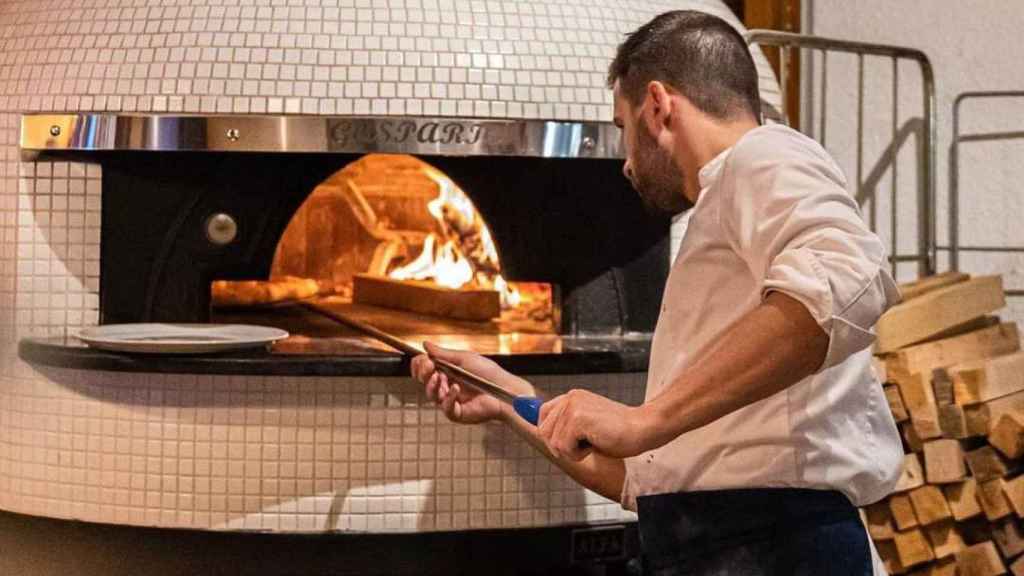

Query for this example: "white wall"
[803,0,1024,321]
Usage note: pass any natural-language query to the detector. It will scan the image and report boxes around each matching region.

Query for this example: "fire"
[388,234,474,288]
[388,167,520,308]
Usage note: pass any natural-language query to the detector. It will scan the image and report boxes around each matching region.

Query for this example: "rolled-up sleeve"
[719,139,902,371]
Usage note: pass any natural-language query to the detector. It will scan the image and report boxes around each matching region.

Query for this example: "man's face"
[613,84,692,217]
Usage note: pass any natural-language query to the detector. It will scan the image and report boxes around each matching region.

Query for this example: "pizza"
[211,275,325,307]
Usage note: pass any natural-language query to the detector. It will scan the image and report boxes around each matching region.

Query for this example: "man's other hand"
[411,342,526,425]
[538,390,649,461]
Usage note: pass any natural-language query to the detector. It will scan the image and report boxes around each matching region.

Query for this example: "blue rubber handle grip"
[513,396,591,451]
[513,396,544,425]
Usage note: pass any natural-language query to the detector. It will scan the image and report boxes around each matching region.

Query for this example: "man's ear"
[644,81,674,130]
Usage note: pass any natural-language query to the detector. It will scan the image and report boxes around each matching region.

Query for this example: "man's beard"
[631,129,693,217]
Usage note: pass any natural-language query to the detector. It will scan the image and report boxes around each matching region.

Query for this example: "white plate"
[77,323,289,354]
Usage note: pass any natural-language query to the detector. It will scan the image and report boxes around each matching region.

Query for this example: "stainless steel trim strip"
[20,114,624,159]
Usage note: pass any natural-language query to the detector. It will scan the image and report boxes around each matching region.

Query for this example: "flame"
[494,275,520,308]
[389,235,474,288]
[387,166,520,308]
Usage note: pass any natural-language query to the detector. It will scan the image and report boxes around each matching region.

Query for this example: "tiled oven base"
[0,509,640,576]
[0,363,643,533]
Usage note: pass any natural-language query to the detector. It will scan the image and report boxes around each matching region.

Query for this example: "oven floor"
[212,297,569,356]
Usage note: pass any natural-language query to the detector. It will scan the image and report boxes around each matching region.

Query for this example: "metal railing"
[746,30,937,278]
[947,90,1024,296]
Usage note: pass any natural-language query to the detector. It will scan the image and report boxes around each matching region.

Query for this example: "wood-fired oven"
[26,113,667,362]
[1,2,781,574]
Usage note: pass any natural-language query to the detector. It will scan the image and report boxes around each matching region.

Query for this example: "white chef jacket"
[621,124,904,571]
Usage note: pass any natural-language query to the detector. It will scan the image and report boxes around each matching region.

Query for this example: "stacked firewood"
[866,272,1024,575]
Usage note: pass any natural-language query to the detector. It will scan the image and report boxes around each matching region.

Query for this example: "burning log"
[352,273,500,321]
[256,155,539,323]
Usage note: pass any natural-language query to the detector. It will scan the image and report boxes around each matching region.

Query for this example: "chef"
[412,10,903,575]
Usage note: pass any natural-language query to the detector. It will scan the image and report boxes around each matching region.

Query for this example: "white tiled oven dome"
[0,0,780,533]
[0,0,779,121]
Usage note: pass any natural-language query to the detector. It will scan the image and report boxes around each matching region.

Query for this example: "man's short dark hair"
[608,10,761,121]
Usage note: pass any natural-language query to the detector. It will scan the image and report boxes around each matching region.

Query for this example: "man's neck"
[679,117,760,202]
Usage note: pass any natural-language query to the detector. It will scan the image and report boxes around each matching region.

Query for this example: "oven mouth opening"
[20,145,665,375]
[210,153,560,356]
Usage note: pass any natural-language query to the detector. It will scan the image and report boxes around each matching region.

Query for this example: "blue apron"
[636,488,873,576]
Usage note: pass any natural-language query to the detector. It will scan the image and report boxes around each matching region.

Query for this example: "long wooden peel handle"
[302,303,421,355]
[301,302,516,403]
[300,302,587,447]
[429,357,517,404]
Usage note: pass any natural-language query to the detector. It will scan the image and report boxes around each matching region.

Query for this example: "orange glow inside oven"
[211,154,559,355]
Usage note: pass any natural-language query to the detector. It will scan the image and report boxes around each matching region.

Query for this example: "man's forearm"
[641,291,830,451]
[499,401,626,502]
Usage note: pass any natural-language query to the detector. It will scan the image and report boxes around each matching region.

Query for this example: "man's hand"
[411,342,532,425]
[412,343,629,502]
[538,390,650,461]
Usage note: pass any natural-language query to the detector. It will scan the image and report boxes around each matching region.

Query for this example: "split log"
[909,485,953,525]
[953,351,1024,406]
[965,446,1010,482]
[351,273,500,321]
[923,439,966,484]
[898,372,943,439]
[938,404,969,439]
[891,493,921,530]
[975,390,1024,432]
[933,317,1006,348]
[878,540,909,575]
[944,478,983,521]
[991,518,1024,560]
[924,521,965,560]
[876,276,1005,354]
[904,422,926,453]
[865,501,897,540]
[899,272,971,301]
[875,356,892,383]
[899,372,937,413]
[886,384,910,422]
[913,406,944,441]
[989,411,1024,459]
[966,404,994,437]
[932,369,955,406]
[957,541,1006,576]
[895,453,927,492]
[895,528,936,568]
[978,479,1014,521]
[1004,476,1024,518]
[886,321,1020,381]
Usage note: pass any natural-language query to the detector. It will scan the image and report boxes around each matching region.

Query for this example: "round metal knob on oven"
[205,213,238,246]
[581,136,596,153]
